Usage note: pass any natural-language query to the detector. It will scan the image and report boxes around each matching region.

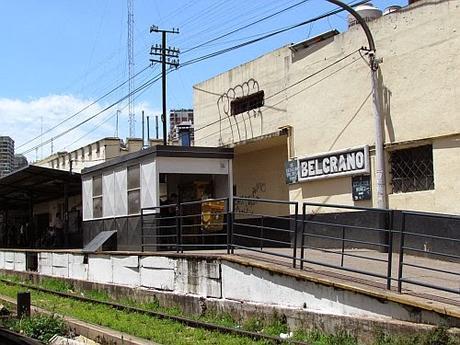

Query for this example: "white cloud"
[0,94,159,162]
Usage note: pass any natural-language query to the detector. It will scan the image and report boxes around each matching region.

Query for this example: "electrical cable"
[20,71,163,156]
[182,0,311,54]
[179,0,369,68]
[21,0,369,156]
[17,64,155,150]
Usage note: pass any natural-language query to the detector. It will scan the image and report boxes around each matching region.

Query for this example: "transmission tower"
[127,0,135,137]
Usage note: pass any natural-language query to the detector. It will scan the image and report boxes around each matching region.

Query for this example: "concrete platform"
[184,247,460,306]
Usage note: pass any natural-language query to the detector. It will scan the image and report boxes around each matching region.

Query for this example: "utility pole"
[325,0,386,209]
[149,26,179,146]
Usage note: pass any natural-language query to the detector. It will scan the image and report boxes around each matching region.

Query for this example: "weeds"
[4,314,68,343]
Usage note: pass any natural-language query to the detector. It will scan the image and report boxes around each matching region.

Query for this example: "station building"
[80,145,233,250]
[193,0,460,216]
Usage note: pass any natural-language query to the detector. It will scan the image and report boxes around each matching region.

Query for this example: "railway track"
[0,278,308,345]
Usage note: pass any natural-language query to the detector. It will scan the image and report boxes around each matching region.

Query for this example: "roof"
[81,145,234,175]
[0,165,81,209]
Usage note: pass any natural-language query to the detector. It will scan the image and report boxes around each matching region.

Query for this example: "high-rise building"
[12,154,28,171]
[0,136,14,177]
[169,109,194,142]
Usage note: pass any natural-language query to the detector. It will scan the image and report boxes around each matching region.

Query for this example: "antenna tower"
[127,0,135,137]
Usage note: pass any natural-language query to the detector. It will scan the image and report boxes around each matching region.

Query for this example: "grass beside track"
[0,275,458,345]
[0,282,272,345]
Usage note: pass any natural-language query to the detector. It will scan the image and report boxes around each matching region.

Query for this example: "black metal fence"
[141,197,460,296]
[232,197,298,267]
[398,210,460,294]
[301,202,393,290]
[141,198,230,253]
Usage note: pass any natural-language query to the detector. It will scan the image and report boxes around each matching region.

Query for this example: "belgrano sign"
[297,146,370,182]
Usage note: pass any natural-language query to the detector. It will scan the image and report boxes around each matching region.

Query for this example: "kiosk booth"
[81,145,233,251]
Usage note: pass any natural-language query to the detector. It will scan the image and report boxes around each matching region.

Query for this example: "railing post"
[176,202,182,253]
[397,212,406,293]
[231,198,235,254]
[293,203,299,269]
[226,198,232,254]
[300,204,306,270]
[340,226,345,267]
[140,208,144,252]
[386,210,394,290]
[260,215,264,251]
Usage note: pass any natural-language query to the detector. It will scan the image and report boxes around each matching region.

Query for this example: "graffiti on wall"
[235,182,266,214]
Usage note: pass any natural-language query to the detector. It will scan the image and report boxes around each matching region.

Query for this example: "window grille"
[230,91,264,116]
[390,145,434,193]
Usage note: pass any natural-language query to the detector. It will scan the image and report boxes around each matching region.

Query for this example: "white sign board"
[298,146,369,182]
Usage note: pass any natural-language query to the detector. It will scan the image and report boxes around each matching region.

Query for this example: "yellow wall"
[233,138,290,215]
[194,0,460,214]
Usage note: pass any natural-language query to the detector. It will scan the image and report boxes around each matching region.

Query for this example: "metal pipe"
[147,115,150,146]
[142,110,145,148]
[155,115,159,139]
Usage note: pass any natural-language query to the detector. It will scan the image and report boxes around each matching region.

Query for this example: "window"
[230,91,264,116]
[127,165,140,214]
[93,175,103,218]
[390,145,434,193]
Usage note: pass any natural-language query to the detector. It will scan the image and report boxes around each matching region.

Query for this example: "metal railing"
[398,210,460,294]
[232,197,298,268]
[141,198,230,253]
[300,202,393,289]
[141,196,460,296]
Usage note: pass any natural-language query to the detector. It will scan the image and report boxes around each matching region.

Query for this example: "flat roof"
[0,165,81,209]
[81,145,234,175]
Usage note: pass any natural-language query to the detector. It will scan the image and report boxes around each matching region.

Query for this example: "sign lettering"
[298,146,369,182]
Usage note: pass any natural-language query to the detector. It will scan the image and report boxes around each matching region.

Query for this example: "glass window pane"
[93,175,102,196]
[127,165,140,190]
[93,197,103,218]
[128,190,140,214]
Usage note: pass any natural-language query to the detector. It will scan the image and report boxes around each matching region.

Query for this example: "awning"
[0,165,81,210]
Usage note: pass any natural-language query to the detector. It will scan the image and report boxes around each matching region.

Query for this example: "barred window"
[231,91,264,116]
[390,145,434,193]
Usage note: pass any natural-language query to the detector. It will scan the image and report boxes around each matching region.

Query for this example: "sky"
[0,0,405,162]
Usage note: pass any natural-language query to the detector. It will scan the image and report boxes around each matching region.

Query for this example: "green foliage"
[243,317,264,333]
[293,329,357,345]
[200,311,237,328]
[263,315,289,337]
[374,327,459,345]
[7,314,67,343]
[40,277,74,293]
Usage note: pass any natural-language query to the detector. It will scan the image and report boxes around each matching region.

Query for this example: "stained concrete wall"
[0,249,457,327]
[193,0,460,214]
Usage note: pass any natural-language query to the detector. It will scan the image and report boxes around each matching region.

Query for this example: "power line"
[22,0,368,155]
[193,49,360,135]
[179,0,369,68]
[20,71,163,156]
[16,64,154,151]
[182,0,311,54]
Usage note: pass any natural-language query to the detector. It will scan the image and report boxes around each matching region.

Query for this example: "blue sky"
[0,0,405,161]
